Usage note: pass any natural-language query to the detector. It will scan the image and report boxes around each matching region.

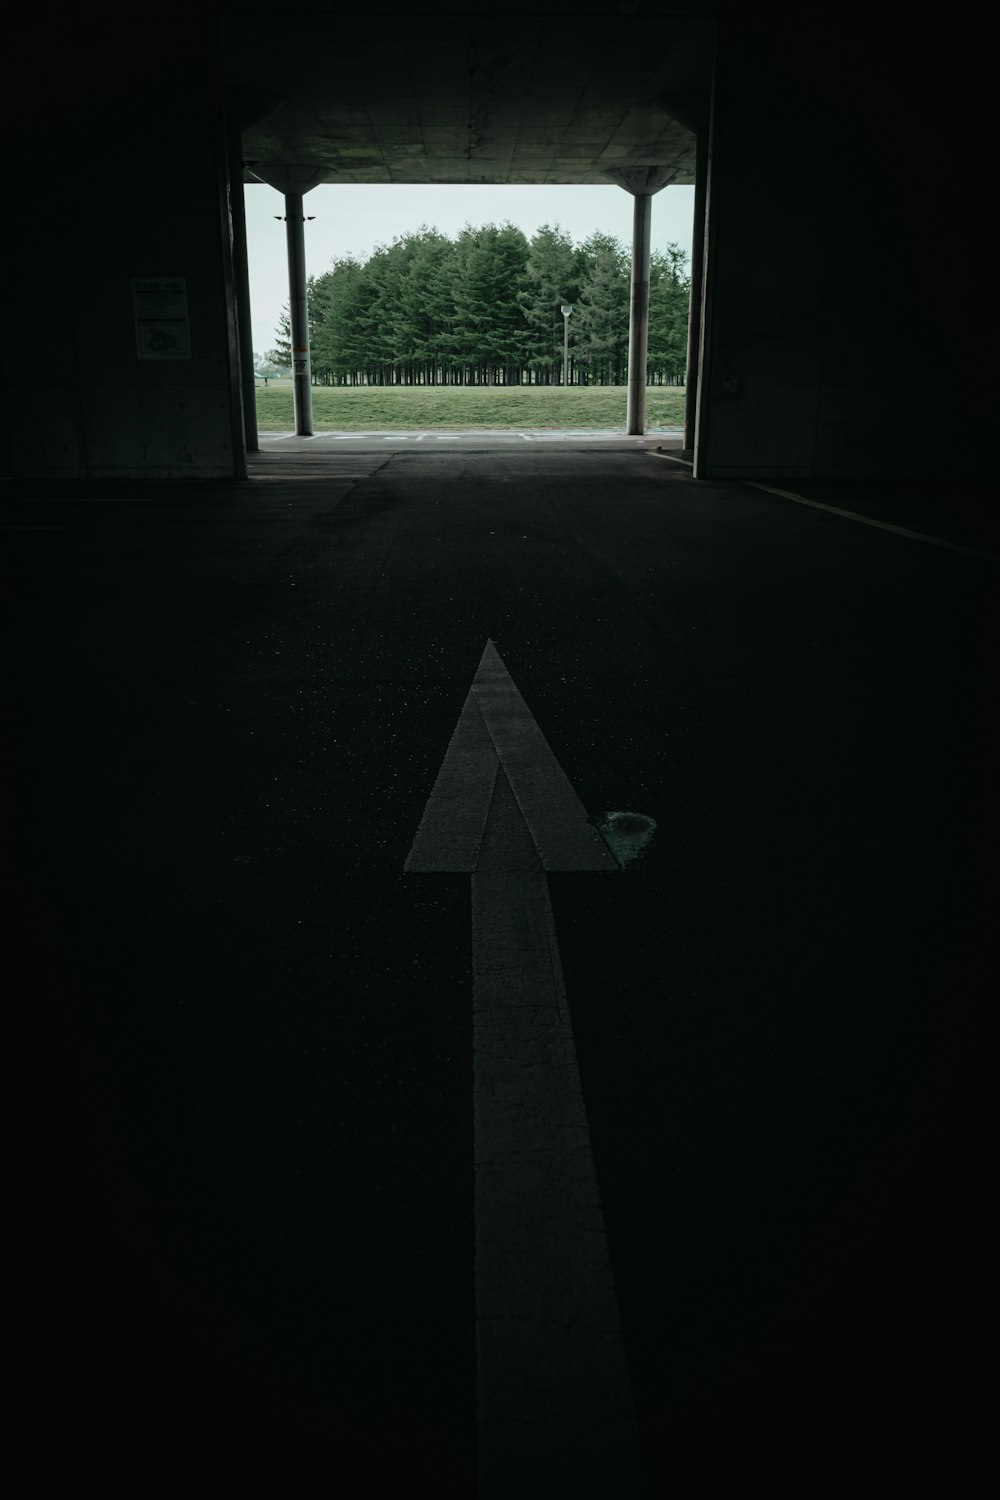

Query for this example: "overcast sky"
[244,182,695,359]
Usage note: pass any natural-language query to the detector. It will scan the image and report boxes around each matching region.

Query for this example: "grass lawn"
[254,384,686,430]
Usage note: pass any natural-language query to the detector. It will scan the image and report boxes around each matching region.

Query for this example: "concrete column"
[684,130,709,451]
[217,121,249,480]
[243,161,319,441]
[644,92,711,453]
[626,192,652,435]
[229,142,258,452]
[225,94,288,454]
[284,192,313,436]
[605,165,679,436]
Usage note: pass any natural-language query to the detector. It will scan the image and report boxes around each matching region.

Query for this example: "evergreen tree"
[272,305,291,365]
[451,222,531,382]
[269,221,690,388]
[311,256,367,382]
[272,274,325,380]
[487,222,532,381]
[575,231,630,384]
[519,224,579,382]
[355,243,401,381]
[647,243,690,384]
[307,272,332,383]
[397,228,458,382]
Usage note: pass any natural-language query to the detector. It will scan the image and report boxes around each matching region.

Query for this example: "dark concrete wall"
[698,12,991,480]
[5,11,244,480]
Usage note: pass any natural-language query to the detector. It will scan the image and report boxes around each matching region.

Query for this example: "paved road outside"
[6,436,995,1493]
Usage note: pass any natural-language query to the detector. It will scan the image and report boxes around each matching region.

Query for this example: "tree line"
[264,222,690,387]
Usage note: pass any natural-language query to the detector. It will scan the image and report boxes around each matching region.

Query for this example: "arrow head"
[405,642,619,873]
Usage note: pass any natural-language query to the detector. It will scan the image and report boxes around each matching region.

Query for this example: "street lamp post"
[561,303,572,387]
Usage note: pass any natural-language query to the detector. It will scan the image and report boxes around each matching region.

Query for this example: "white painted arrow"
[406,642,645,1497]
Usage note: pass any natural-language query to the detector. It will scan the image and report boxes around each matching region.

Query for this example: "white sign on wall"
[132,276,191,359]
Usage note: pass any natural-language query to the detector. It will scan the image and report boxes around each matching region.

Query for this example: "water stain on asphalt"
[596,811,657,867]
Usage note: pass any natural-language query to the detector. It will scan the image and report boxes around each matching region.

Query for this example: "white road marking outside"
[406,642,643,1496]
[258,430,682,445]
[746,482,999,561]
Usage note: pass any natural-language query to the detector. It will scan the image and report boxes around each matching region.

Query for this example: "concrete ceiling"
[224,5,713,189]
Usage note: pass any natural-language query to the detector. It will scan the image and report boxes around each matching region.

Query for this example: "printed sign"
[132,277,191,359]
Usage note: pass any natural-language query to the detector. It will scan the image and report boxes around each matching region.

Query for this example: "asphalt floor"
[5,435,996,1493]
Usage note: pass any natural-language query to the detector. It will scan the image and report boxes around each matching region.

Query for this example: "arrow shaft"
[472,767,644,1494]
[404,641,638,1489]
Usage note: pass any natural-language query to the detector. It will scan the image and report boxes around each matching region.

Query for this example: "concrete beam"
[226,88,286,134]
[650,90,710,138]
[252,164,325,195]
[602,165,680,198]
